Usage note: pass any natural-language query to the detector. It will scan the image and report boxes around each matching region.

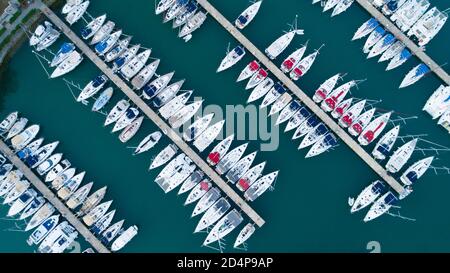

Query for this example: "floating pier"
[38,3,265,227]
[0,140,110,253]
[196,0,406,195]
[355,0,450,86]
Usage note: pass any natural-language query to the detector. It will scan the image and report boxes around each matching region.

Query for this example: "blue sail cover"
[60,42,74,53]
[299,107,311,118]
[307,116,319,127]
[235,46,245,56]
[238,15,248,25]
[317,124,328,135]
[274,83,286,94]
[406,171,418,184]
[386,0,399,12]
[368,18,379,28]
[415,64,430,77]
[374,26,386,36]
[373,180,386,192]
[382,34,396,46]
[385,192,398,204]
[324,133,338,146]
[400,48,412,60]
[93,75,106,87]
[290,100,301,110]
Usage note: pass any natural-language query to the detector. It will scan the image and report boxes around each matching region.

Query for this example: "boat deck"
[38,3,265,227]
[0,140,110,253]
[355,0,450,86]
[196,0,406,195]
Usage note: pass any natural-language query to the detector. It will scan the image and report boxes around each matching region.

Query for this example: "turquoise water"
[0,0,449,252]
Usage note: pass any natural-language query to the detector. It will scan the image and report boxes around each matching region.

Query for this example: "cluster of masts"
[0,111,137,253]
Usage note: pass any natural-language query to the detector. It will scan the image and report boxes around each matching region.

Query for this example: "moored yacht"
[247,78,274,103]
[193,120,225,152]
[104,99,130,126]
[352,18,379,41]
[225,151,257,184]
[422,85,450,119]
[133,131,162,155]
[235,1,262,29]
[363,26,386,53]
[350,180,386,213]
[65,1,90,25]
[77,74,108,102]
[50,51,83,78]
[111,225,138,252]
[305,132,338,158]
[312,73,341,103]
[90,20,115,45]
[215,143,248,175]
[338,99,366,128]
[168,100,203,129]
[331,97,353,119]
[289,49,321,81]
[191,187,221,217]
[92,87,114,112]
[367,33,396,59]
[276,100,301,126]
[142,71,175,100]
[50,43,75,67]
[348,108,376,137]
[159,91,192,119]
[321,80,355,112]
[372,125,400,160]
[185,179,212,205]
[236,162,266,192]
[407,7,448,46]
[237,60,260,82]
[120,49,152,80]
[149,144,178,170]
[217,45,246,73]
[363,191,398,222]
[265,29,304,60]
[203,209,243,246]
[81,14,107,40]
[207,134,234,166]
[385,138,418,173]
[378,40,404,62]
[194,197,231,233]
[399,156,433,185]
[246,68,268,90]
[280,42,308,73]
[178,11,207,38]
[244,171,279,201]
[153,79,185,108]
[131,59,160,90]
[112,107,139,133]
[284,106,311,132]
[105,37,131,62]
[386,48,411,71]
[399,63,430,88]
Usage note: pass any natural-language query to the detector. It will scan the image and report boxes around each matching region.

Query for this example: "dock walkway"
[355,0,450,86]
[0,140,110,253]
[38,3,265,227]
[196,0,406,195]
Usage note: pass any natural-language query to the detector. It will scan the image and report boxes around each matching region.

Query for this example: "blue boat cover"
[373,181,386,192]
[235,46,245,56]
[405,171,418,184]
[385,192,398,204]
[400,48,412,60]
[238,15,248,25]
[415,64,430,77]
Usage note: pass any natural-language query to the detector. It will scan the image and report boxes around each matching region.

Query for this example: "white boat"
[152,79,185,107]
[292,115,320,139]
[51,167,76,190]
[260,82,287,109]
[203,209,243,245]
[149,144,178,170]
[358,112,392,146]
[168,100,203,129]
[133,131,162,155]
[364,191,398,222]
[265,29,304,60]
[422,85,450,119]
[234,223,256,248]
[90,20,115,45]
[27,215,60,246]
[81,14,107,40]
[183,114,214,142]
[29,22,50,46]
[164,0,189,23]
[338,99,366,128]
[280,43,309,74]
[20,196,45,220]
[276,100,302,126]
[305,133,338,158]
[348,108,376,137]
[235,1,262,29]
[36,153,63,176]
[193,120,226,152]
[112,107,139,133]
[216,143,248,175]
[3,179,29,205]
[0,169,23,197]
[142,71,176,100]
[320,80,355,112]
[112,44,140,71]
[350,180,386,213]
[178,170,204,195]
[247,77,274,103]
[285,107,311,132]
[226,151,257,184]
[438,110,450,132]
[217,46,246,73]
[194,197,231,233]
[206,134,234,166]
[185,180,212,205]
[7,188,37,217]
[331,0,354,17]
[91,210,116,235]
[156,0,176,15]
[95,30,122,56]
[236,162,266,192]
[244,171,279,201]
[160,162,196,193]
[16,139,43,163]
[299,123,329,149]
[173,1,198,28]
[50,51,83,78]
[399,63,430,88]
[331,98,353,119]
[104,99,130,126]
[159,91,193,119]
[36,26,60,51]
[363,26,386,53]
[82,200,113,226]
[155,153,187,180]
[100,219,124,244]
[57,171,86,200]
[372,125,400,160]
[407,7,448,46]
[192,187,221,218]
[131,59,160,90]
[5,117,27,140]
[50,43,75,67]
[178,11,207,38]
[378,41,404,62]
[352,18,379,41]
[119,116,144,143]
[400,156,433,185]
[367,34,396,59]
[111,225,138,252]
[105,37,131,62]
[246,68,268,90]
[385,138,418,173]
[237,60,260,82]
[78,186,107,216]
[391,0,430,32]
[11,124,40,151]
[312,73,341,103]
[386,48,412,71]
[27,141,60,169]
[120,49,152,80]
[289,48,321,81]
[382,0,406,16]
[66,182,93,209]
[77,74,108,102]
[0,111,18,134]
[92,87,114,112]
[269,93,292,116]
[65,1,90,25]
[323,0,342,12]
[38,221,78,253]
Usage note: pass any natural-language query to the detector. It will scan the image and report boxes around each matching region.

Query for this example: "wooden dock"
[196,0,406,195]
[38,3,266,227]
[0,140,110,253]
[355,0,450,86]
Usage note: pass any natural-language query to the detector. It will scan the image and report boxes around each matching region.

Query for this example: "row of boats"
[155,0,208,41]
[423,85,450,134]
[313,0,355,17]
[0,111,138,252]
